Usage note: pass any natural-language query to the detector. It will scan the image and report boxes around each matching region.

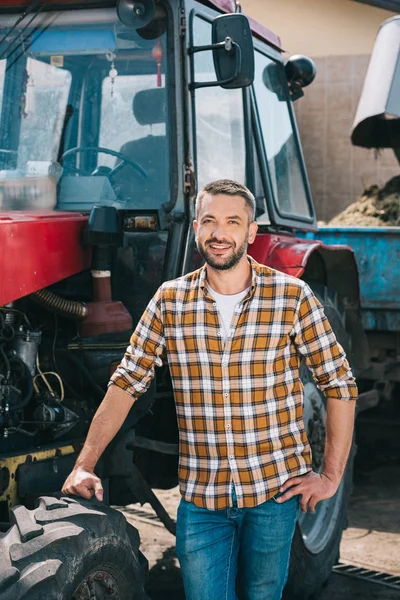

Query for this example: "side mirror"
[189,13,254,90]
[285,55,316,101]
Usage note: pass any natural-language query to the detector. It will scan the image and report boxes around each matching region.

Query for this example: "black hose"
[7,356,34,411]
[56,350,105,401]
[32,288,87,320]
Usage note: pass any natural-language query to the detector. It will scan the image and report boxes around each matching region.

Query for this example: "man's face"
[193,194,258,271]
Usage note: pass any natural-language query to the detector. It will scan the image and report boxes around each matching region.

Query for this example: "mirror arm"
[188,39,227,55]
[189,37,241,90]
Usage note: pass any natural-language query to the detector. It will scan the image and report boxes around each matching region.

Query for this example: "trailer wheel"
[283,285,356,600]
[0,496,148,600]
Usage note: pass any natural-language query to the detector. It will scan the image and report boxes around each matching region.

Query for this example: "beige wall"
[294,55,398,221]
[241,0,399,222]
[241,0,397,56]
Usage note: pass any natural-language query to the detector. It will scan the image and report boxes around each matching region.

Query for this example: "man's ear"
[193,220,198,235]
[248,221,258,245]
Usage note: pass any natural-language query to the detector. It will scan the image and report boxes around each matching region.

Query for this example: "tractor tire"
[0,495,148,600]
[283,285,356,600]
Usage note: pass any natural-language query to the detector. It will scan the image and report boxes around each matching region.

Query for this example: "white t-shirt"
[207,283,250,343]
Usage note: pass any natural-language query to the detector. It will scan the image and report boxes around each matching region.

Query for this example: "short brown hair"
[195,180,256,222]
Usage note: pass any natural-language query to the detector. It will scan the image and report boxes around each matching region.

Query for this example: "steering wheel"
[60,146,148,180]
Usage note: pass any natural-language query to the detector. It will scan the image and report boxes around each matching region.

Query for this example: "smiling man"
[63,179,358,600]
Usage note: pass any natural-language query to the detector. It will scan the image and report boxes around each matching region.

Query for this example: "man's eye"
[229,220,239,225]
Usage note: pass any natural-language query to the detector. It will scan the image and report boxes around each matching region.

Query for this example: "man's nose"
[211,224,228,239]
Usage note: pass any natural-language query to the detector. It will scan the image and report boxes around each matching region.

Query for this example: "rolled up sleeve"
[109,288,166,400]
[291,283,358,402]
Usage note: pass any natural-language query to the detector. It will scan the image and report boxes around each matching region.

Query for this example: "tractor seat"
[112,88,169,208]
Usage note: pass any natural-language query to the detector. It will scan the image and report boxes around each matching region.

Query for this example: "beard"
[196,233,249,271]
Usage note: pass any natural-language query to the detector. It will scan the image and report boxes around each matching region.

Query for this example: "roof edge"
[204,0,283,51]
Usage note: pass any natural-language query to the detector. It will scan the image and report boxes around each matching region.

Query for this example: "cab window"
[253,49,312,219]
[192,16,246,189]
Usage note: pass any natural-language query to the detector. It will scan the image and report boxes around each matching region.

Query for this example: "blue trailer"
[301,15,400,405]
[300,227,400,402]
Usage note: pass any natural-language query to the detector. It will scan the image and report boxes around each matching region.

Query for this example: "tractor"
[0,0,369,598]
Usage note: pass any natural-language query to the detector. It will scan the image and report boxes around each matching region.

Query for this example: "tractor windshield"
[0,8,170,212]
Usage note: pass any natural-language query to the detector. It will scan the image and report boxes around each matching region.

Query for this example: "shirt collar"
[199,255,259,300]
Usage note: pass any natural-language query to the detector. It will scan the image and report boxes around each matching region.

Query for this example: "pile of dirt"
[328,175,400,227]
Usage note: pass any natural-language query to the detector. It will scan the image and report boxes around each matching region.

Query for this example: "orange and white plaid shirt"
[110,257,357,510]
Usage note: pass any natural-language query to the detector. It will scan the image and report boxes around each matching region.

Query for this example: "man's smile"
[207,242,233,254]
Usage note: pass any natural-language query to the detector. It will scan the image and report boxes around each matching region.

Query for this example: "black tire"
[0,495,148,600]
[283,285,356,600]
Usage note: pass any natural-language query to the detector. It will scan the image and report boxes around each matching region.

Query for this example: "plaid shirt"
[110,257,357,510]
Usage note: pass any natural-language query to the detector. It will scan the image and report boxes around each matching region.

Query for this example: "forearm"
[75,384,136,472]
[322,397,356,484]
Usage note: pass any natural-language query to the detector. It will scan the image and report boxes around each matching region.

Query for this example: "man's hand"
[62,467,104,502]
[275,471,339,512]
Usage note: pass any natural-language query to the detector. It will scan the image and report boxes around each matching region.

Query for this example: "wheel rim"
[73,569,120,600]
[297,380,345,554]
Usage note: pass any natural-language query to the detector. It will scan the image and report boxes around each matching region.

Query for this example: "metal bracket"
[183,159,196,200]
[188,37,241,90]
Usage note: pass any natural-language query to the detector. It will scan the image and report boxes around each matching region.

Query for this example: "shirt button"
[222,361,228,366]
[226,423,231,429]
[224,393,228,398]
[229,454,234,459]
[213,302,217,307]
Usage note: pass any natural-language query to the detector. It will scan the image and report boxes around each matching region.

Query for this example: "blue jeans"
[176,486,300,600]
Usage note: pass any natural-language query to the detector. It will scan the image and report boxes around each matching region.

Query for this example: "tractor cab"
[0,0,317,232]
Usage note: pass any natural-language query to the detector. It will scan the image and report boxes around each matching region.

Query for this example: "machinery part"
[80,206,133,337]
[81,205,122,263]
[32,289,87,320]
[56,350,105,401]
[105,428,177,534]
[10,328,41,377]
[32,395,78,437]
[1,355,33,413]
[283,285,356,600]
[119,505,172,529]
[122,462,177,535]
[332,563,400,591]
[0,496,148,600]
[80,299,133,337]
[0,446,76,511]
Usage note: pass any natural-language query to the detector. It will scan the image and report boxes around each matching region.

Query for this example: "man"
[63,179,358,600]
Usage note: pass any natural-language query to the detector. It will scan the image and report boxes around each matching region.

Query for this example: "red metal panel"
[248,233,352,278]
[0,211,90,305]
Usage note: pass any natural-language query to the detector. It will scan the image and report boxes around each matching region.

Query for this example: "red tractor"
[0,1,368,598]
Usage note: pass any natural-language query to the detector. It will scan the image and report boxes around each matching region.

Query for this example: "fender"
[0,211,90,305]
[249,232,369,372]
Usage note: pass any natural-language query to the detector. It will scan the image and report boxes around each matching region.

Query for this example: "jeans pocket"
[270,490,285,503]
[271,489,300,505]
